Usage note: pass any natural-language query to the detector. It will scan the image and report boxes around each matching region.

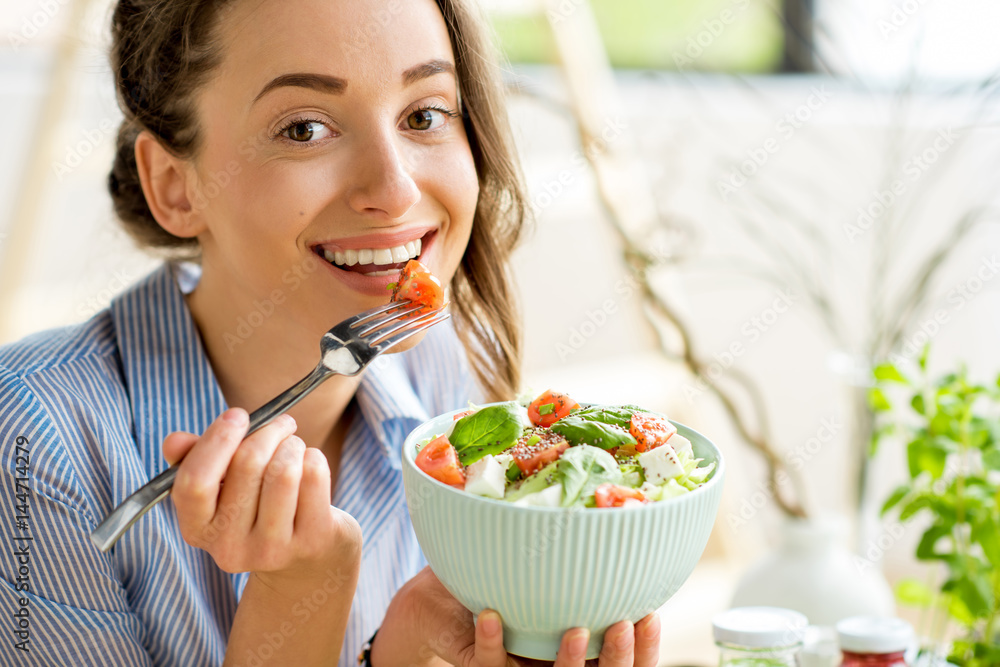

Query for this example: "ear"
[134,130,205,238]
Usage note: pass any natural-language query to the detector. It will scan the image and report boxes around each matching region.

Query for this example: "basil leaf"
[550,415,637,450]
[557,445,622,507]
[571,404,644,429]
[450,402,523,466]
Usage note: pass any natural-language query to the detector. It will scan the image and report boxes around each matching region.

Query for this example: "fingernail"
[614,623,633,650]
[642,614,661,640]
[223,408,247,425]
[568,629,589,659]
[480,610,501,638]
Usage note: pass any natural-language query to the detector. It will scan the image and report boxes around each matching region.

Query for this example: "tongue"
[342,262,407,275]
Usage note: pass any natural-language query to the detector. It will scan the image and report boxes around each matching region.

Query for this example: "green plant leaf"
[899,494,931,521]
[911,393,926,415]
[895,578,934,607]
[919,343,930,371]
[874,363,908,383]
[916,523,950,561]
[907,438,948,480]
[971,517,1000,568]
[869,387,892,412]
[983,446,1000,472]
[881,484,911,516]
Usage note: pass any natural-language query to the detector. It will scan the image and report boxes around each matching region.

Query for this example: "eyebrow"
[252,73,347,105]
[401,59,456,86]
[252,59,456,107]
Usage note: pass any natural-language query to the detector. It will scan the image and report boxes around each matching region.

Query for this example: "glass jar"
[836,617,913,667]
[713,606,809,667]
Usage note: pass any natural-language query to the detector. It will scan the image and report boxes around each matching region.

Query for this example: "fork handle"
[90,364,330,552]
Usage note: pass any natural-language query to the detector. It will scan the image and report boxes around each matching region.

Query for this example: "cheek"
[429,145,479,236]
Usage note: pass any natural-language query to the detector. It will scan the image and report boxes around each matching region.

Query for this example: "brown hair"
[108,0,526,401]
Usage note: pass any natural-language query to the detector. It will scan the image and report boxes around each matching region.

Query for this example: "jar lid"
[836,617,913,653]
[712,607,809,647]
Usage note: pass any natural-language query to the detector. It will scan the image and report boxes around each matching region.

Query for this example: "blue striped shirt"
[0,262,475,666]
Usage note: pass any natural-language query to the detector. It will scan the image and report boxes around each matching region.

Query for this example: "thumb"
[162,431,200,466]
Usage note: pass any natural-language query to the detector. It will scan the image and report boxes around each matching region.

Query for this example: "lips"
[311,229,436,295]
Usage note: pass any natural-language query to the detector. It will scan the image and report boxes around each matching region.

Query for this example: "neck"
[184,272,360,457]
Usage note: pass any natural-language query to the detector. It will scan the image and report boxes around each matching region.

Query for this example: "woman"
[0,0,660,665]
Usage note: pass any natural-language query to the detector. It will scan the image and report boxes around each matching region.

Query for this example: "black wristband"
[357,628,378,666]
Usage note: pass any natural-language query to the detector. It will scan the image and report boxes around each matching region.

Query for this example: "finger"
[472,609,507,667]
[633,614,660,667]
[215,414,297,534]
[294,447,334,534]
[171,408,249,534]
[163,431,199,466]
[596,620,633,667]
[253,435,306,542]
[553,627,590,666]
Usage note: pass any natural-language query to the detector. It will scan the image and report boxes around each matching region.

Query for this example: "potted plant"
[870,347,1000,667]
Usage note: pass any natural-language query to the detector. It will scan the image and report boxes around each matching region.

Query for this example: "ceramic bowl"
[401,404,725,660]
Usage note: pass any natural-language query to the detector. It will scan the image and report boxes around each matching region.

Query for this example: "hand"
[163,408,361,579]
[372,567,660,667]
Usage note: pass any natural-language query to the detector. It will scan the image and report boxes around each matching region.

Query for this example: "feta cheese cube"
[638,444,685,485]
[512,483,563,507]
[667,434,692,459]
[463,454,506,499]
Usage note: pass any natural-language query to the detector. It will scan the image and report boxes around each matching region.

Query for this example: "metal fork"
[90,300,449,552]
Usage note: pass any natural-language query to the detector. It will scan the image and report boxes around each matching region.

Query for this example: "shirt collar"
[110,261,425,474]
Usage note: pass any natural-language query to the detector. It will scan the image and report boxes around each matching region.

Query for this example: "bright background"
[1,0,999,664]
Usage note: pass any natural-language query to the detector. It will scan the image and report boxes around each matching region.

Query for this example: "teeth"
[320,238,424,267]
[391,245,409,263]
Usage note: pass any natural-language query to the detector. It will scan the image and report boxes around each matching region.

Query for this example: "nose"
[345,129,421,220]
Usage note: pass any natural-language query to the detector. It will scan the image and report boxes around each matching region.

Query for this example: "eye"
[405,106,457,132]
[277,119,333,143]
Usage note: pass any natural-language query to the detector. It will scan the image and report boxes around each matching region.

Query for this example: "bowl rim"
[401,402,726,512]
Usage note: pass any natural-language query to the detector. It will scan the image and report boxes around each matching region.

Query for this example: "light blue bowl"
[401,405,725,660]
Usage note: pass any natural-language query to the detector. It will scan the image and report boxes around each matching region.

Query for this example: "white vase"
[730,516,895,626]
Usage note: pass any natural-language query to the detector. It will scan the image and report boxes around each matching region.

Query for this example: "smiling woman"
[0,0,660,666]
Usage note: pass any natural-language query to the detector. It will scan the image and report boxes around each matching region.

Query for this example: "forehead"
[214,0,455,95]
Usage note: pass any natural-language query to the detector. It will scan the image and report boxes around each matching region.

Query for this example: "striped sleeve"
[0,367,152,667]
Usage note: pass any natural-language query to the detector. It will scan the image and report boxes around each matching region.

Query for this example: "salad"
[413,390,716,508]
